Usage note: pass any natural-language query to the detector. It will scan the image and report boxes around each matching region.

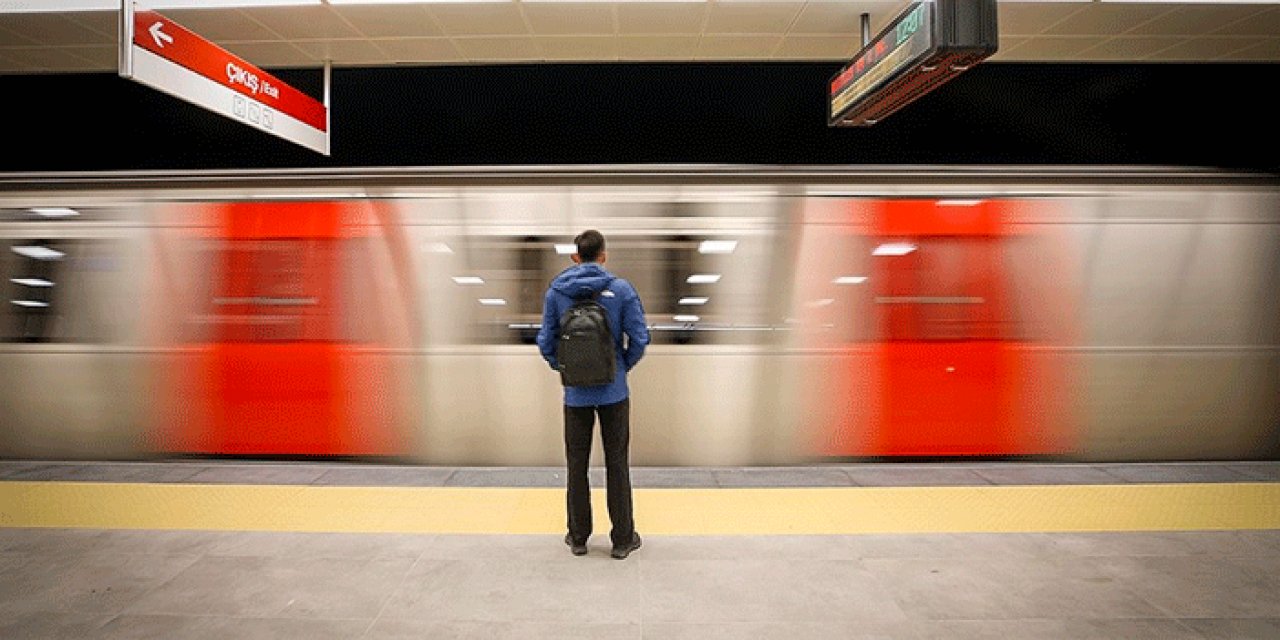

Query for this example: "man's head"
[571,230,606,265]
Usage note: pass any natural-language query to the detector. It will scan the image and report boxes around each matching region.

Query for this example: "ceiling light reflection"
[872,243,917,257]
[698,240,737,254]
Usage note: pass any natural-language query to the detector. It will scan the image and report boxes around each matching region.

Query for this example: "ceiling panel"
[428,4,529,38]
[1129,5,1271,37]
[997,3,1089,37]
[239,5,363,40]
[329,5,442,39]
[0,49,21,72]
[219,40,313,68]
[1042,5,1176,37]
[704,3,802,35]
[0,1,1278,75]
[788,3,880,36]
[522,4,614,36]
[774,35,858,60]
[1,45,99,71]
[538,35,619,61]
[697,35,782,59]
[452,36,539,62]
[293,38,389,65]
[1220,37,1280,60]
[1007,36,1110,61]
[0,22,39,46]
[1075,35,1184,61]
[375,37,462,64]
[1210,6,1280,36]
[617,34,699,60]
[616,4,708,36]
[0,12,112,45]
[987,36,1030,61]
[157,8,280,41]
[64,43,114,69]
[1151,36,1263,61]
[62,11,116,39]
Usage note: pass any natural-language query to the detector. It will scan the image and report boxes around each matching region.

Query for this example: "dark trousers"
[564,398,634,547]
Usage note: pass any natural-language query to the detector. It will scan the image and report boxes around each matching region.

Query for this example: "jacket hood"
[551,262,616,300]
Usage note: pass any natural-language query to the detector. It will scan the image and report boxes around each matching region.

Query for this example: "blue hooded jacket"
[537,262,650,407]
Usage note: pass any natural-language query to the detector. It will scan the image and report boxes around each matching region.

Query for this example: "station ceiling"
[1,1,1278,74]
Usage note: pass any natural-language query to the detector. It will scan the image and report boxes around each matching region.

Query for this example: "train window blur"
[199,238,340,343]
[434,231,781,346]
[875,237,1021,342]
[3,240,65,342]
[1,237,130,344]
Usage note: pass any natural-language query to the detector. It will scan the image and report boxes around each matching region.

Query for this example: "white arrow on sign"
[149,22,174,48]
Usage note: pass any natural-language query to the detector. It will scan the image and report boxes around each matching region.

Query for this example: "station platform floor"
[2,459,1279,639]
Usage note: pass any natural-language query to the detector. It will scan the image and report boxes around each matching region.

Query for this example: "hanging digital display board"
[829,0,998,127]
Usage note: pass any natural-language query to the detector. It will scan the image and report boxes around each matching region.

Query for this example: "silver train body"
[0,166,1276,465]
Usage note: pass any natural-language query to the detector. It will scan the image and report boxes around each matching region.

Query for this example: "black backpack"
[556,292,616,387]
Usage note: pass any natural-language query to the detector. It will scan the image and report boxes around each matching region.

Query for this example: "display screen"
[830,2,934,120]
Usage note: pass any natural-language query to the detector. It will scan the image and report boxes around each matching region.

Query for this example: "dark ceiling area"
[2,61,1278,174]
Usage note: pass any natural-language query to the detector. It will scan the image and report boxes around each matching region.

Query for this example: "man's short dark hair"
[575,230,605,262]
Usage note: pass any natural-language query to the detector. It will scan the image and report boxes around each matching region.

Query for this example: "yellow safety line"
[1,482,1278,535]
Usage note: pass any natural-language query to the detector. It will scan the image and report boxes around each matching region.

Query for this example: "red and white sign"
[125,9,329,155]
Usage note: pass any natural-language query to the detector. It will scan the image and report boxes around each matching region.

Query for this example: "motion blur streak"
[0,167,1276,465]
[800,200,1078,458]
[148,201,415,456]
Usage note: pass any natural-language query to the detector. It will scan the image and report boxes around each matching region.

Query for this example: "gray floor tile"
[0,611,114,640]
[641,621,917,640]
[843,466,992,487]
[638,535,863,561]
[312,466,455,486]
[92,530,225,556]
[1227,463,1280,481]
[1100,463,1254,484]
[6,529,213,562]
[907,618,1204,640]
[380,556,642,623]
[50,464,209,484]
[445,467,569,487]
[419,534,609,561]
[631,467,716,488]
[1101,554,1280,618]
[844,533,967,559]
[971,465,1125,485]
[1048,530,1280,558]
[1235,530,1280,554]
[365,619,642,640]
[863,554,1166,620]
[921,532,1062,559]
[712,467,853,487]
[0,463,81,481]
[202,530,434,560]
[0,552,200,615]
[1047,531,1233,557]
[1179,618,1280,639]
[96,614,370,640]
[183,465,330,485]
[639,558,909,623]
[0,528,106,553]
[123,554,414,619]
[0,462,213,483]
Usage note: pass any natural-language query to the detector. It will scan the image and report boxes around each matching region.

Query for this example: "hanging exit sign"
[119,2,330,155]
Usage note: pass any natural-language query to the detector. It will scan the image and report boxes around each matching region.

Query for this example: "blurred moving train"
[0,166,1276,465]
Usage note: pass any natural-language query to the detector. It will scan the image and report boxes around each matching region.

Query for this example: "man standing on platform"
[537,230,649,559]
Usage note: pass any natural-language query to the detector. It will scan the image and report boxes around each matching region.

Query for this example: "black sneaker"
[610,534,642,560]
[564,534,588,556]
